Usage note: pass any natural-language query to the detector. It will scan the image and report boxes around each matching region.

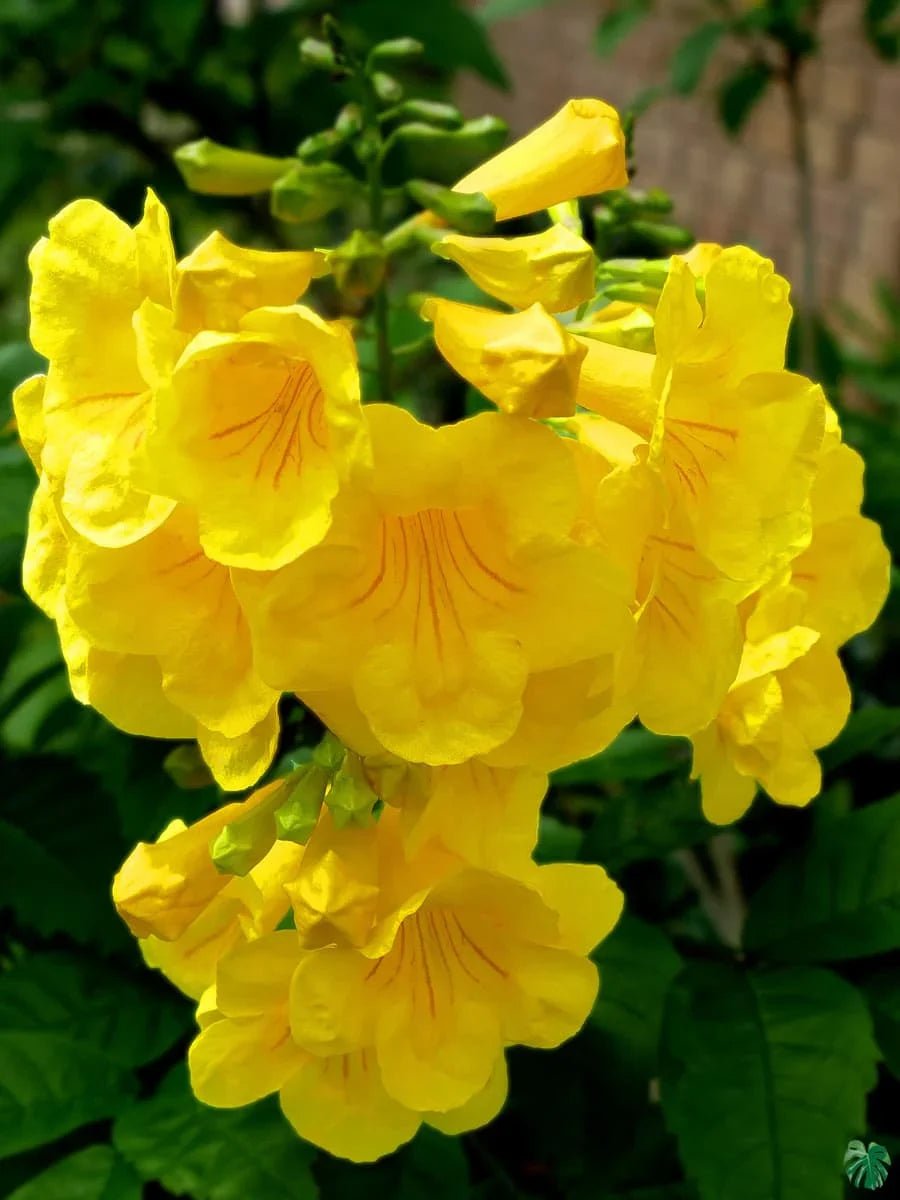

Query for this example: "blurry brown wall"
[458,0,900,324]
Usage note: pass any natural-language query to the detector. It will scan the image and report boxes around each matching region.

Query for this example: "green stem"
[359,77,393,403]
[784,52,817,378]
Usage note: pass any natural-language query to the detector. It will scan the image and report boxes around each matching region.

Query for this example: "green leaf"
[534,814,585,864]
[348,0,509,88]
[579,777,709,874]
[670,22,727,94]
[595,2,652,57]
[114,1066,319,1200]
[819,705,900,771]
[477,0,558,19]
[660,963,878,1200]
[0,952,189,1069]
[7,1145,142,1200]
[860,969,900,1080]
[397,1127,470,1199]
[744,794,900,962]
[0,1032,136,1159]
[552,727,688,787]
[0,341,43,425]
[591,916,682,1073]
[718,61,771,134]
[0,757,129,950]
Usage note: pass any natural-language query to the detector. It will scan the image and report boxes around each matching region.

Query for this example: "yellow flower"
[690,615,851,824]
[421,297,587,418]
[189,933,508,1162]
[433,223,595,314]
[113,786,303,999]
[188,808,621,1159]
[578,247,826,593]
[27,191,177,545]
[787,440,890,648]
[143,305,369,570]
[235,403,634,765]
[453,99,627,222]
[567,412,743,736]
[286,818,620,1115]
[22,480,280,790]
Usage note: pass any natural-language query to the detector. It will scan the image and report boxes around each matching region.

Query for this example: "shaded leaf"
[552,727,688,788]
[595,2,652,57]
[820,705,900,771]
[534,814,584,864]
[7,1145,142,1200]
[670,22,727,94]
[861,969,900,1081]
[114,1066,318,1200]
[0,1032,136,1159]
[660,963,878,1200]
[718,61,771,134]
[0,952,189,1070]
[591,915,682,1073]
[744,794,900,962]
[580,777,709,874]
[398,1127,470,1199]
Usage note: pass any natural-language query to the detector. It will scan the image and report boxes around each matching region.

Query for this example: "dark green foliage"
[660,964,878,1200]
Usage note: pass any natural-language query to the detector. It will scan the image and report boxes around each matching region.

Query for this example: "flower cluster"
[17,96,889,1160]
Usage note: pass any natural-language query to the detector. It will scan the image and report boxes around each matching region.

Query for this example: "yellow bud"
[453,99,628,222]
[435,224,595,314]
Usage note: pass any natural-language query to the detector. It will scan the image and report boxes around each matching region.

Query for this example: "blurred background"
[2,1,900,1198]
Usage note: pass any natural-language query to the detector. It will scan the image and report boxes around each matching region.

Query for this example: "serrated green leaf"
[591,916,682,1071]
[114,1066,318,1200]
[744,794,900,962]
[660,963,877,1200]
[670,22,727,94]
[718,61,771,134]
[0,952,189,1069]
[7,1145,142,1200]
[0,1032,136,1159]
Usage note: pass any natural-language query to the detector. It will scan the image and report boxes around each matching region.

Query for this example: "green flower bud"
[296,128,349,164]
[372,72,403,104]
[299,36,338,71]
[311,731,347,774]
[270,162,363,223]
[405,180,495,235]
[630,220,695,251]
[326,755,379,829]
[381,116,508,187]
[335,103,363,137]
[327,231,387,299]
[369,36,424,63]
[384,100,463,129]
[174,139,296,196]
[274,766,329,845]
[210,787,285,876]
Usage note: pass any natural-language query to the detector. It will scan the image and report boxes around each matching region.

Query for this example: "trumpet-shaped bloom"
[235,404,634,765]
[22,479,280,790]
[434,224,595,314]
[422,297,587,418]
[286,817,622,1115]
[27,191,178,545]
[568,413,743,736]
[144,306,369,570]
[691,622,851,824]
[112,784,304,999]
[453,99,627,222]
[577,248,826,592]
[787,440,890,647]
[189,932,508,1162]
